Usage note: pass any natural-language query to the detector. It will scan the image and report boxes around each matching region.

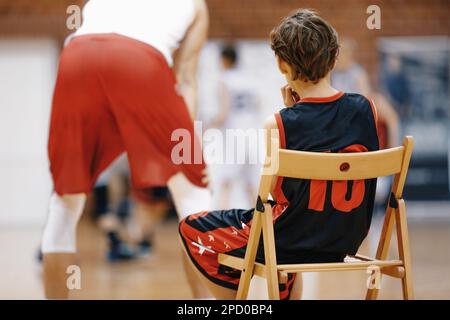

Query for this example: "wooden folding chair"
[218,136,414,300]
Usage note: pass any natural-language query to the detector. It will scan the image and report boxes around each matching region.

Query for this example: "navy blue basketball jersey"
[272,91,379,262]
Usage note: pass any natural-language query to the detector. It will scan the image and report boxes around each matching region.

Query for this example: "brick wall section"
[0,0,84,42]
[207,0,449,86]
[0,0,448,84]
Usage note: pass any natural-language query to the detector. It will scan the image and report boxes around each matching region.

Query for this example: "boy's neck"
[291,76,339,100]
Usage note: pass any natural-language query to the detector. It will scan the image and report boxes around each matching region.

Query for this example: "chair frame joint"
[256,195,265,212]
[389,192,399,209]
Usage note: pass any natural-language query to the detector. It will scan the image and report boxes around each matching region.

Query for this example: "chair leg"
[395,200,414,300]
[236,211,263,300]
[366,206,396,300]
[261,204,280,300]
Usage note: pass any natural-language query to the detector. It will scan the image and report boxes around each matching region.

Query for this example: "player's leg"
[43,35,125,298]
[178,236,236,299]
[167,172,213,298]
[167,172,211,221]
[41,193,86,299]
[289,273,303,300]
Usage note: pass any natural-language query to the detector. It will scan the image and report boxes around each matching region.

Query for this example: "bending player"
[179,9,380,299]
[41,0,211,299]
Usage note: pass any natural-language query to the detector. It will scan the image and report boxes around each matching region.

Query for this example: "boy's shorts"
[179,207,347,299]
[179,208,297,299]
[48,33,206,195]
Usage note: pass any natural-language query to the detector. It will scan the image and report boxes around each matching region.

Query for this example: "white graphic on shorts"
[192,236,215,255]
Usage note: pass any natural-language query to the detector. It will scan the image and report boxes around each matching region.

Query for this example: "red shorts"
[48,34,206,195]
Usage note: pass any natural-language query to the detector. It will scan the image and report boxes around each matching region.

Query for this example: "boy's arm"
[262,82,294,201]
[263,115,279,199]
[172,0,209,119]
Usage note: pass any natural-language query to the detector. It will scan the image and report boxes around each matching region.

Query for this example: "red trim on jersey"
[273,112,289,205]
[366,96,379,131]
[338,144,368,153]
[274,112,286,149]
[299,91,344,103]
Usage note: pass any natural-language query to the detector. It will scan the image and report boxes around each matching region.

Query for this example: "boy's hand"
[281,85,300,107]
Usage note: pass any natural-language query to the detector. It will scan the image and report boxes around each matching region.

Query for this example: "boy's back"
[273,91,379,263]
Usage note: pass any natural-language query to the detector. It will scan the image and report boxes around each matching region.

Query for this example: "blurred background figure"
[332,38,371,97]
[208,44,262,209]
[92,157,134,262]
[91,156,175,262]
[130,186,175,257]
[332,37,400,211]
[381,54,411,118]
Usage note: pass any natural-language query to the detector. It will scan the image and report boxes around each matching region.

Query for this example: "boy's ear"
[276,55,289,75]
[332,57,338,70]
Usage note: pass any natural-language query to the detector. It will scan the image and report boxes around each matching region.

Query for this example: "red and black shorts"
[48,33,206,195]
[179,208,296,300]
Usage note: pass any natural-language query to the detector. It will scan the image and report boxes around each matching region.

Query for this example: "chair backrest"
[277,147,404,180]
[262,136,414,198]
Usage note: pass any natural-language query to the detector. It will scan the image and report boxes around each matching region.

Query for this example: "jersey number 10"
[308,179,365,213]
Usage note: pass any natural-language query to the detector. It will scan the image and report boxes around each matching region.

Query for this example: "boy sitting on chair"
[179,9,379,299]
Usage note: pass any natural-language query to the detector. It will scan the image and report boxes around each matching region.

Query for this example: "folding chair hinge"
[389,192,399,209]
[256,196,265,212]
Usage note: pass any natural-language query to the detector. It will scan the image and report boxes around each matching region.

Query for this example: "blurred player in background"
[92,157,134,262]
[209,45,261,209]
[131,185,176,257]
[332,38,371,96]
[41,0,211,299]
[92,156,173,262]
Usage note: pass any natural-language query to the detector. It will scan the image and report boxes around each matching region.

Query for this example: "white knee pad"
[41,193,86,253]
[167,173,212,220]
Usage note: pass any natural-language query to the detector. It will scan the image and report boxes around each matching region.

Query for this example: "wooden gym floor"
[1,202,449,300]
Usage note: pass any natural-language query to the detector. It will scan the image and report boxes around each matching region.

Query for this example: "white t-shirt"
[75,0,196,66]
[220,68,260,129]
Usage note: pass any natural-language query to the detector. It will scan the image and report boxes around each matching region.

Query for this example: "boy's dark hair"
[221,45,238,66]
[270,9,339,83]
